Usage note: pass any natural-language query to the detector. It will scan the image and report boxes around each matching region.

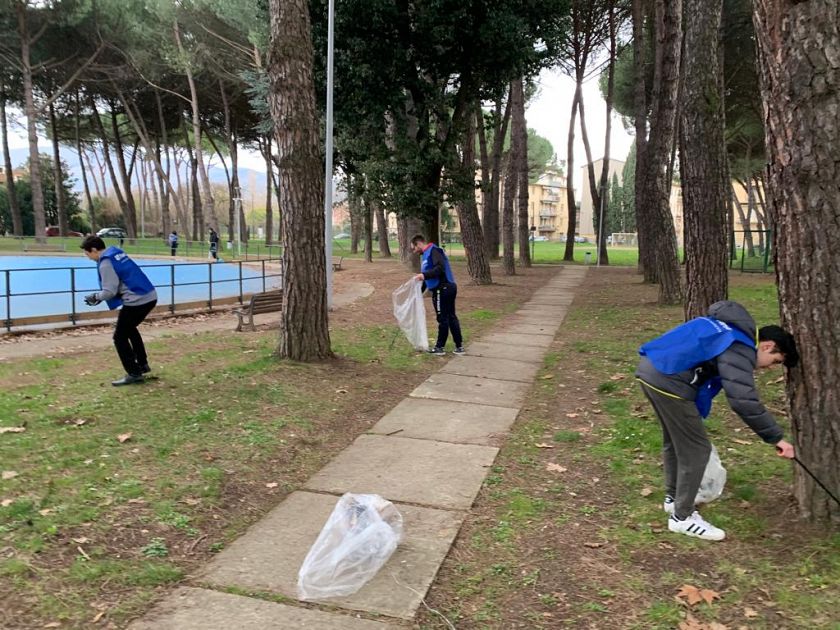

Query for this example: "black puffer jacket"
[636,301,783,444]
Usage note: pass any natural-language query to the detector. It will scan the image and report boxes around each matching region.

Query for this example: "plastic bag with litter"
[695,444,727,504]
[392,278,429,351]
[297,493,403,600]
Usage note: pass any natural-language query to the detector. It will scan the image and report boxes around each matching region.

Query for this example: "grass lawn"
[0,259,554,629]
[418,269,839,629]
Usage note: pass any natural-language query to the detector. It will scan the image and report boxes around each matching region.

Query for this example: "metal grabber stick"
[779,447,840,507]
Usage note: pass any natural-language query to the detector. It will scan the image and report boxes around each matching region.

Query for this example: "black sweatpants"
[639,382,711,520]
[114,300,157,375]
[431,283,463,349]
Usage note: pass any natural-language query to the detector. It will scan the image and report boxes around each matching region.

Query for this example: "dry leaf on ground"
[677,584,720,607]
[565,412,579,418]
[535,443,554,449]
[583,541,604,548]
[640,487,654,497]
[744,607,759,618]
[2,470,19,480]
[117,432,132,443]
[0,427,25,434]
[265,482,279,489]
[545,463,567,473]
[732,438,751,445]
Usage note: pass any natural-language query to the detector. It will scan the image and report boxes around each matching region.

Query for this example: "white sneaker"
[668,511,725,541]
[663,495,675,514]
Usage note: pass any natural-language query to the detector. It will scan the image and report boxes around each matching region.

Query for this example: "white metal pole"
[323,0,335,310]
[596,183,606,267]
[235,193,242,258]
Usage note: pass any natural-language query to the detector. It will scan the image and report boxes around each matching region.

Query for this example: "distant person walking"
[411,234,464,355]
[168,230,179,256]
[209,228,220,261]
[81,236,158,386]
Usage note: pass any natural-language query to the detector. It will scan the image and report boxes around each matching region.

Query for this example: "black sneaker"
[426,347,446,356]
[139,364,151,374]
[112,374,145,386]
[453,347,466,355]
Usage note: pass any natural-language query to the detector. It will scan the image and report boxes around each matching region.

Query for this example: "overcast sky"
[4,66,634,196]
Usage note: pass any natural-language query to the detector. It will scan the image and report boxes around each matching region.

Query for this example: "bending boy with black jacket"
[636,300,798,541]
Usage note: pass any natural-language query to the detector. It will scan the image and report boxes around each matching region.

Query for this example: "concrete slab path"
[127,265,587,629]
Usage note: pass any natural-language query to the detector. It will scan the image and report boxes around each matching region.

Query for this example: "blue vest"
[639,317,756,417]
[421,244,456,290]
[97,246,155,310]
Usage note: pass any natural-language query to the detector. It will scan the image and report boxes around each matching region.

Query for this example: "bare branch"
[37,39,107,114]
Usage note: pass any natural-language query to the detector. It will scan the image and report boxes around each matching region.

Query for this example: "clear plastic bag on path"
[695,444,727,504]
[297,493,403,600]
[392,278,429,351]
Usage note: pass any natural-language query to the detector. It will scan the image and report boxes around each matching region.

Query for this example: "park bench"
[331,256,344,271]
[233,290,283,332]
[23,243,66,252]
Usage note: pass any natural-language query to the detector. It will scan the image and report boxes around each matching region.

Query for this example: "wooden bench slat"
[234,290,283,331]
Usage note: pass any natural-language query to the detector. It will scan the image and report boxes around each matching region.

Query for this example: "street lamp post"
[323,0,335,310]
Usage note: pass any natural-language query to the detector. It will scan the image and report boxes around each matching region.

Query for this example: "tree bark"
[753,0,840,523]
[89,97,128,227]
[73,92,95,233]
[483,97,512,260]
[595,1,617,265]
[220,81,236,244]
[154,91,172,238]
[268,0,331,361]
[578,89,607,262]
[109,106,138,238]
[1,84,23,236]
[17,3,47,242]
[563,84,581,261]
[512,78,530,268]
[363,194,373,263]
[349,175,361,254]
[174,19,216,232]
[374,200,391,257]
[502,146,516,276]
[680,0,728,319]
[632,0,653,280]
[640,0,683,304]
[48,100,69,236]
[458,107,492,284]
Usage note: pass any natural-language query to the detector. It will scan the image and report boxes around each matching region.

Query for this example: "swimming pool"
[0,255,281,324]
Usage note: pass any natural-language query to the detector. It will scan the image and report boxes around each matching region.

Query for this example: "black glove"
[84,293,100,306]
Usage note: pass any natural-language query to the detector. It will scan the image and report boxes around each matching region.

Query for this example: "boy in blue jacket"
[81,236,158,386]
[411,234,464,355]
[636,301,798,541]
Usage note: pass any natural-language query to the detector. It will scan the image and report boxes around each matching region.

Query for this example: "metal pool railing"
[1,259,283,332]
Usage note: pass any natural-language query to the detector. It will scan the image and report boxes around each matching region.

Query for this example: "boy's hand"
[83,293,100,306]
[414,273,424,282]
[775,439,795,459]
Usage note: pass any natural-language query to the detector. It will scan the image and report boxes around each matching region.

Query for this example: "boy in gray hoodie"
[636,301,798,541]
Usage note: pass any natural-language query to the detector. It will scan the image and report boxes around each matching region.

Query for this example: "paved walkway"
[127,267,587,629]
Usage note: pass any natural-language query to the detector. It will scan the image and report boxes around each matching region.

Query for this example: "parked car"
[96,227,127,239]
[334,232,351,240]
[46,226,84,237]
[530,235,549,242]
[574,236,588,243]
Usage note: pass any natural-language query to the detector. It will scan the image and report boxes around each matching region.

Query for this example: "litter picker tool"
[779,448,840,507]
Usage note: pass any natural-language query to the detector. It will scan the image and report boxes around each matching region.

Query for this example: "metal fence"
[0,235,282,262]
[1,259,283,332]
[730,230,773,273]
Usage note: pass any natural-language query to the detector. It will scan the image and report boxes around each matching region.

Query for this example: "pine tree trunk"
[681,0,728,319]
[640,0,683,304]
[596,2,617,266]
[268,0,331,361]
[563,83,581,261]
[363,196,373,263]
[579,89,606,262]
[17,4,46,242]
[110,107,138,238]
[753,0,840,523]
[264,139,273,246]
[458,107,492,284]
[512,78,530,268]
[349,176,361,254]
[374,200,391,257]
[48,100,69,236]
[74,93,95,233]
[632,0,653,280]
[484,98,511,260]
[1,84,23,236]
[89,98,128,229]
[155,91,172,238]
[502,147,516,276]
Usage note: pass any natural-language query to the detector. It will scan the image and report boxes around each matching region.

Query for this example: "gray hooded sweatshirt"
[635,300,783,444]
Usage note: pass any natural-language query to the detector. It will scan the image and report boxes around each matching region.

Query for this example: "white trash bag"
[695,444,727,504]
[392,278,429,351]
[297,493,403,600]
